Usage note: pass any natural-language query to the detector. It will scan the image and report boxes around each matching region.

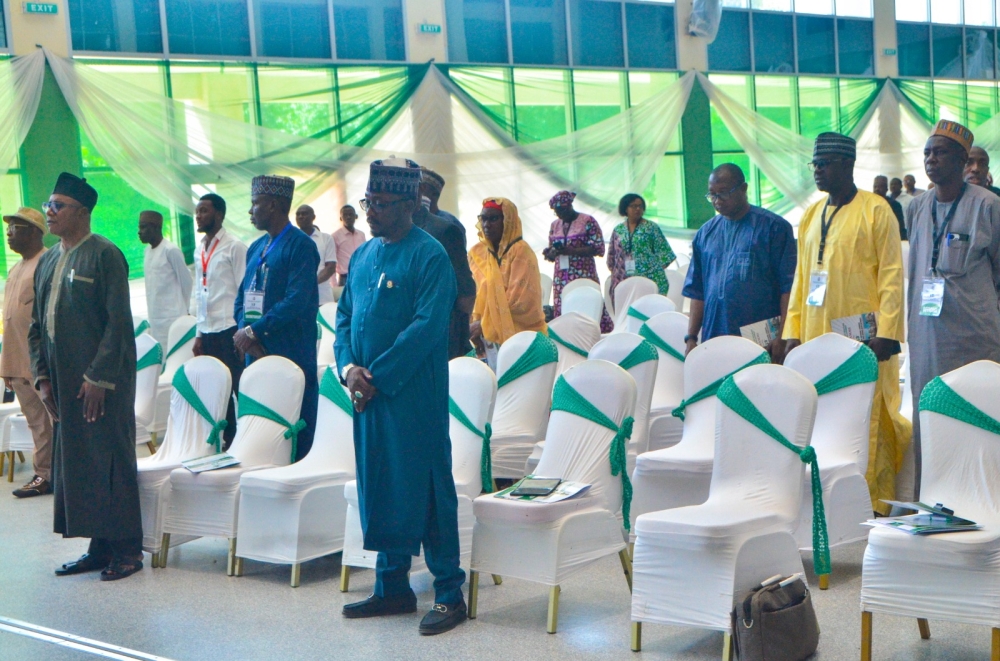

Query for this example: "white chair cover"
[342,357,497,574]
[561,277,601,300]
[150,315,198,438]
[490,332,558,479]
[561,286,605,325]
[134,334,163,447]
[631,364,816,633]
[163,356,303,542]
[643,312,688,452]
[785,333,877,550]
[630,336,768,534]
[133,316,150,337]
[540,272,553,307]
[624,294,676,335]
[862,360,1000,628]
[547,311,601,376]
[0,336,24,458]
[665,270,687,311]
[589,333,658,461]
[612,277,657,332]
[471,360,635,587]
[137,356,231,554]
[317,302,338,371]
[237,366,356,566]
[603,276,615,319]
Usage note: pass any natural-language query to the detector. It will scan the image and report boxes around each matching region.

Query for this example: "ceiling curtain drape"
[0,49,46,178]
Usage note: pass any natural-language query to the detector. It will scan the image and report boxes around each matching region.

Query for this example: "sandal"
[100,558,144,581]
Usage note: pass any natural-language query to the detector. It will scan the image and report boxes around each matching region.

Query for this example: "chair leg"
[619,549,633,592]
[819,573,830,590]
[630,622,642,652]
[160,534,170,568]
[339,564,350,592]
[547,585,560,634]
[468,570,479,619]
[227,538,238,576]
[290,563,300,588]
[992,627,1000,661]
[0,451,5,476]
[917,618,930,640]
[16,451,24,462]
[492,574,502,586]
[722,632,734,661]
[6,451,13,482]
[861,611,873,661]
[146,441,157,455]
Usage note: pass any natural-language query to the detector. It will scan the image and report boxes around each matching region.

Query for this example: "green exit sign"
[23,2,59,13]
[419,24,441,33]
[883,48,897,56]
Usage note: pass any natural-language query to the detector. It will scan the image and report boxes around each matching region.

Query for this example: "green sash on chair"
[134,319,150,337]
[165,325,197,362]
[449,396,494,492]
[813,345,878,396]
[496,333,558,388]
[136,343,164,372]
[172,364,228,452]
[548,327,588,357]
[319,367,353,417]
[551,375,635,530]
[919,376,1000,435]
[626,306,649,322]
[717,377,831,577]
[617,339,658,372]
[318,312,336,335]
[639,323,685,363]
[238,393,307,463]
[671,352,770,420]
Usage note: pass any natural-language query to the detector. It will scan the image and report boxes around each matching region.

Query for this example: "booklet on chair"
[863,500,980,535]
[740,316,782,348]
[182,453,240,473]
[495,475,591,503]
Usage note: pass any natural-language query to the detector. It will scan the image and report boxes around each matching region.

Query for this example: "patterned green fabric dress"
[607,219,676,296]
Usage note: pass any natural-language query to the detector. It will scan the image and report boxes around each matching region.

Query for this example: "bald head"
[295,204,316,233]
[873,175,888,198]
[710,163,746,186]
[138,209,164,246]
[965,146,991,188]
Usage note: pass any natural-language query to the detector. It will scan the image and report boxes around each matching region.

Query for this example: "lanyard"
[200,236,220,286]
[625,219,643,255]
[817,199,844,266]
[930,183,966,275]
[249,223,292,290]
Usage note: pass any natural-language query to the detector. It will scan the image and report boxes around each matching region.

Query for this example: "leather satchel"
[731,575,820,661]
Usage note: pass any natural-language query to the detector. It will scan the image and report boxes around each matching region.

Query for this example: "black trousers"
[88,536,142,562]
[200,326,245,448]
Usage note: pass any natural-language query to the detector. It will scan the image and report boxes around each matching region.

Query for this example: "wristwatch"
[683,334,698,343]
[341,363,356,380]
[244,325,257,341]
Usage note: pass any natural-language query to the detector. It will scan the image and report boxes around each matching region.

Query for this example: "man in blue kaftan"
[335,159,465,635]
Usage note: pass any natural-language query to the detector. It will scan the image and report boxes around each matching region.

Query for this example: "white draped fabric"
[0,50,46,178]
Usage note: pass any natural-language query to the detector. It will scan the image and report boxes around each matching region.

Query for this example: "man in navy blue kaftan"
[335,159,466,635]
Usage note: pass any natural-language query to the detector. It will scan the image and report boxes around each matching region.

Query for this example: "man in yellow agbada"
[782,132,911,515]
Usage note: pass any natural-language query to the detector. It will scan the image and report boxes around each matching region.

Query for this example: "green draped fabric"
[626,306,649,322]
[639,323,685,363]
[318,312,336,335]
[550,375,634,530]
[717,377,831,576]
[136,342,163,372]
[496,332,558,389]
[134,319,150,337]
[617,339,659,372]
[839,79,884,135]
[919,376,1000,436]
[238,393,306,463]
[172,364,228,452]
[165,325,197,361]
[813,345,878,396]
[894,79,937,126]
[672,352,770,420]
[319,366,353,417]
[548,327,589,357]
[449,396,494,492]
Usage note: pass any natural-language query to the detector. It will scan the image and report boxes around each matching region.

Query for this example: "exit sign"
[419,24,441,33]
[883,48,897,56]
[23,2,58,13]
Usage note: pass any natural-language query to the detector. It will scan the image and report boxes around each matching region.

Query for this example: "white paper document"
[182,453,240,473]
[740,316,781,348]
[494,476,591,503]
[830,312,877,342]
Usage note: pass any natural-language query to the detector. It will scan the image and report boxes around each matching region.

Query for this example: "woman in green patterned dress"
[606,193,676,298]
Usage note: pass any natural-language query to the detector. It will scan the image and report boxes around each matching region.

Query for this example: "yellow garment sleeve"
[870,201,905,341]
[782,210,815,341]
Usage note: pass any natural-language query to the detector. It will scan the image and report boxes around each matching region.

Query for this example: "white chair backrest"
[536,361,637,516]
[603,276,615,319]
[162,315,197,381]
[562,277,601,300]
[589,333,658,455]
[920,360,1000,521]
[317,302,338,368]
[491,331,558,442]
[144,356,232,466]
[449,357,498,496]
[643,312,688,412]
[708,364,817,526]
[670,252,691,275]
[547,312,601,376]
[612,276,657,332]
[561,287,605,325]
[785,333,877,474]
[135,334,162,425]
[625,294,676,334]
[302,366,356,473]
[671,335,769,459]
[665,270,686,310]
[540,272,553,307]
[229,356,305,467]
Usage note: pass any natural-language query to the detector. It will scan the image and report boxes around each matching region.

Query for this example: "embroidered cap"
[813,132,856,160]
[52,172,98,211]
[367,158,422,197]
[549,190,576,209]
[420,167,445,193]
[932,119,974,153]
[251,175,295,200]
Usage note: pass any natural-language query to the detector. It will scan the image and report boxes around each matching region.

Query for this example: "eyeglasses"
[705,186,740,203]
[358,197,409,212]
[42,200,83,213]
[807,158,844,171]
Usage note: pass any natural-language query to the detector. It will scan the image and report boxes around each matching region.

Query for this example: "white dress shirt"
[191,227,248,335]
[307,228,337,305]
[145,238,194,349]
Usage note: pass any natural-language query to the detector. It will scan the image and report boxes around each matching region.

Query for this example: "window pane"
[448,67,515,136]
[933,25,965,76]
[257,67,336,137]
[69,0,163,52]
[965,0,995,25]
[570,0,624,67]
[930,0,962,24]
[935,81,966,123]
[643,155,686,227]
[166,0,251,56]
[169,64,257,163]
[896,0,928,22]
[510,0,568,65]
[897,22,931,77]
[755,76,794,129]
[445,0,509,63]
[254,0,330,59]
[722,0,749,7]
[708,74,751,151]
[795,0,833,14]
[708,10,751,71]
[836,0,872,18]
[966,28,997,78]
[512,69,569,143]
[626,3,676,69]
[753,12,794,72]
[796,15,835,73]
[837,18,873,74]
[573,70,623,129]
[967,81,997,126]
[751,0,791,10]
[798,77,838,139]
[333,0,405,61]
[628,71,681,150]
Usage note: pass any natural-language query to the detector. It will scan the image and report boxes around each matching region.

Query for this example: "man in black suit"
[874,175,906,240]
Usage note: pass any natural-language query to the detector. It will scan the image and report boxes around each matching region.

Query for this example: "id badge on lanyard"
[244,290,265,322]
[559,255,570,270]
[197,284,209,323]
[624,257,637,276]
[920,276,945,317]
[807,271,828,307]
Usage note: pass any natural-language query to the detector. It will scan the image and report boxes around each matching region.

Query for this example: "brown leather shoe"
[13,475,51,498]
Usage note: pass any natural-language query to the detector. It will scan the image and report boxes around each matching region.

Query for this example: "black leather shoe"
[55,553,110,577]
[13,475,51,498]
[342,592,417,619]
[419,598,467,635]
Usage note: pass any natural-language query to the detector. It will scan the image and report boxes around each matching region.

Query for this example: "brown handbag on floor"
[731,574,820,661]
